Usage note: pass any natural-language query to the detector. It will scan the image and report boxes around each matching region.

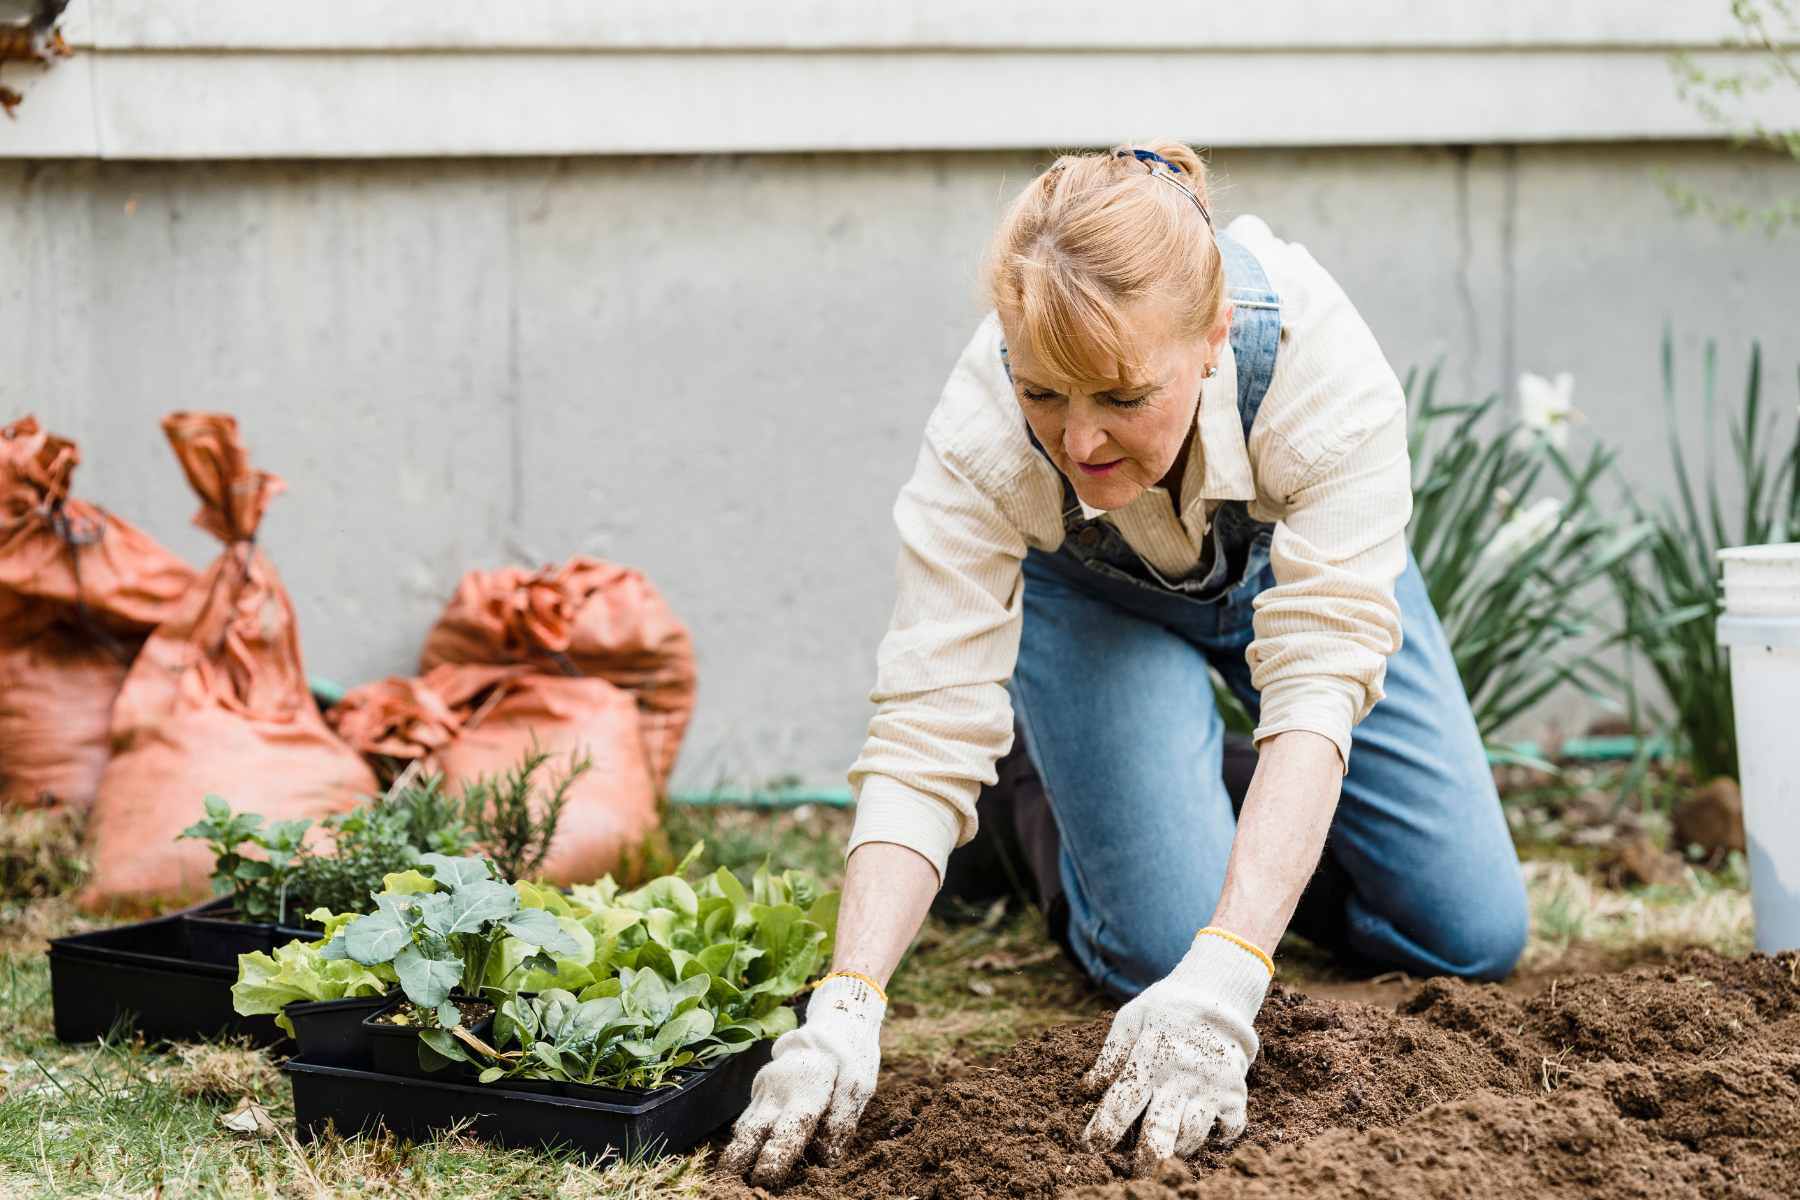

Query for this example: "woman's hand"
[721,840,938,1186]
[1081,931,1272,1171]
[720,976,885,1185]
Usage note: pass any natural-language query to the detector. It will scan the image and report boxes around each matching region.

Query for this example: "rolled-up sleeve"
[846,433,1028,883]
[1244,248,1412,768]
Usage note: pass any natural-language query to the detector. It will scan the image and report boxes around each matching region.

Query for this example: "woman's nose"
[1063,417,1106,462]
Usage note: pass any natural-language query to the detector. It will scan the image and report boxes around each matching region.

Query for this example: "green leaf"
[393,945,462,1009]
[478,1066,505,1084]
[569,877,620,909]
[437,1000,462,1029]
[577,977,623,1002]
[651,1008,715,1055]
[755,1005,799,1039]
[514,879,576,917]
[435,879,520,935]
[419,1028,474,1067]
[343,909,413,965]
[746,918,828,1002]
[419,853,492,888]
[501,906,582,955]
[622,875,699,918]
[380,869,439,896]
[694,942,738,978]
[806,892,841,948]
[674,840,706,877]
[632,941,678,983]
[710,867,753,931]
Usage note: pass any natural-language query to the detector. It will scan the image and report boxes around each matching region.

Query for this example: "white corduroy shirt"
[846,215,1413,881]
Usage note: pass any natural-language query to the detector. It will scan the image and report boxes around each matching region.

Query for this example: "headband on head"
[1114,147,1214,229]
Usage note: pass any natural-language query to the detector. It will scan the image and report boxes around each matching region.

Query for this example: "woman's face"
[1003,298,1230,512]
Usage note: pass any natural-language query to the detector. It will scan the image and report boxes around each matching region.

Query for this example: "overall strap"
[1215,230,1282,440]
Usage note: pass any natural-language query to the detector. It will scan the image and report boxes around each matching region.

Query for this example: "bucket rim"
[1718,542,1800,565]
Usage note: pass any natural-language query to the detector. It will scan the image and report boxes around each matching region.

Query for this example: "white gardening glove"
[720,973,885,1187]
[1082,928,1272,1171]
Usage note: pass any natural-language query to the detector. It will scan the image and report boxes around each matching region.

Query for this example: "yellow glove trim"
[1195,926,1275,978]
[810,970,889,1004]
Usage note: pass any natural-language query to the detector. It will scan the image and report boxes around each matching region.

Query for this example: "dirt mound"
[708,951,1800,1199]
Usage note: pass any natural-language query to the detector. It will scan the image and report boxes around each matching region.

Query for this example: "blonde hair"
[984,140,1224,388]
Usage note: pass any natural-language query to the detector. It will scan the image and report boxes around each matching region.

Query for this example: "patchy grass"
[0,798,1760,1199]
[1522,854,1754,967]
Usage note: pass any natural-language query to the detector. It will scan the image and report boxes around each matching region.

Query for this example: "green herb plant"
[290,805,421,917]
[389,772,479,858]
[456,744,590,883]
[177,796,313,925]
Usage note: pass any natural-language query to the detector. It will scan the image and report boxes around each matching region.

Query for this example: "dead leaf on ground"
[966,977,997,997]
[219,1097,279,1138]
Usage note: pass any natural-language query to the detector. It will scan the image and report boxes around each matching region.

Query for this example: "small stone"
[1672,777,1745,856]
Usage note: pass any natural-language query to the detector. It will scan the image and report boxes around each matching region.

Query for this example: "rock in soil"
[1672,777,1746,857]
[707,950,1799,1199]
[1598,834,1689,889]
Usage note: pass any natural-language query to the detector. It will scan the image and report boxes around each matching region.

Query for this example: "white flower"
[1481,496,1563,568]
[1517,372,1577,449]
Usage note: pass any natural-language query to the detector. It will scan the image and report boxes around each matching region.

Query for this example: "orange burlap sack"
[329,663,658,885]
[419,556,696,794]
[0,416,195,811]
[327,663,529,781]
[78,413,375,912]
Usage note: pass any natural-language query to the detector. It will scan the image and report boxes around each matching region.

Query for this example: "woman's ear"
[1209,303,1234,355]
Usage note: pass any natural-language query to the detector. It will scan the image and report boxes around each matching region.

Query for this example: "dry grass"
[1522,855,1755,968]
[0,805,87,901]
[161,1040,285,1102]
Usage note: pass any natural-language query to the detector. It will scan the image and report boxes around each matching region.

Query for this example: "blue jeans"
[1011,548,1528,1000]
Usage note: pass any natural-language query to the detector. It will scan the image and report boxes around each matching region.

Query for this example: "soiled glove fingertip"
[749,1146,802,1190]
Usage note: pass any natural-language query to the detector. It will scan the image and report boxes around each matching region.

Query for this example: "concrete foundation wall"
[4,143,1797,787]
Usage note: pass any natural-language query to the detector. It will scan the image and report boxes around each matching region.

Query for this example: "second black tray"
[285,1037,775,1159]
[47,911,293,1049]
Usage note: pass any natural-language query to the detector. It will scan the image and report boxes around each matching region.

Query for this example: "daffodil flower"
[1517,372,1578,450]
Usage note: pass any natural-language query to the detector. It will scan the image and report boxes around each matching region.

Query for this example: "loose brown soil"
[709,950,1800,1199]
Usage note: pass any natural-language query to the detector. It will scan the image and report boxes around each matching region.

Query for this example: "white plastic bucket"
[1716,542,1800,953]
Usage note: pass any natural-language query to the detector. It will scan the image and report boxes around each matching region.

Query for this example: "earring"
[1204,362,1219,379]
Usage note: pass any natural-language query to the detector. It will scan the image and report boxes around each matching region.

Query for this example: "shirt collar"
[1075,341,1256,521]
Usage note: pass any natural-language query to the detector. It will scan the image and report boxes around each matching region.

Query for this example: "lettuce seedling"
[230,923,389,1036]
[324,853,582,1025]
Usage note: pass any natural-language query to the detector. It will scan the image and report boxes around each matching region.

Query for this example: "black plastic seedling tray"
[286,994,390,1068]
[47,911,292,1049]
[285,1037,775,1159]
[183,909,322,967]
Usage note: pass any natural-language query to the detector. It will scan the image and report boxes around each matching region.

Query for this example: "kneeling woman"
[725,140,1528,1185]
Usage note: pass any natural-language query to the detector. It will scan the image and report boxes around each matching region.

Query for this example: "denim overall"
[995,231,1528,999]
